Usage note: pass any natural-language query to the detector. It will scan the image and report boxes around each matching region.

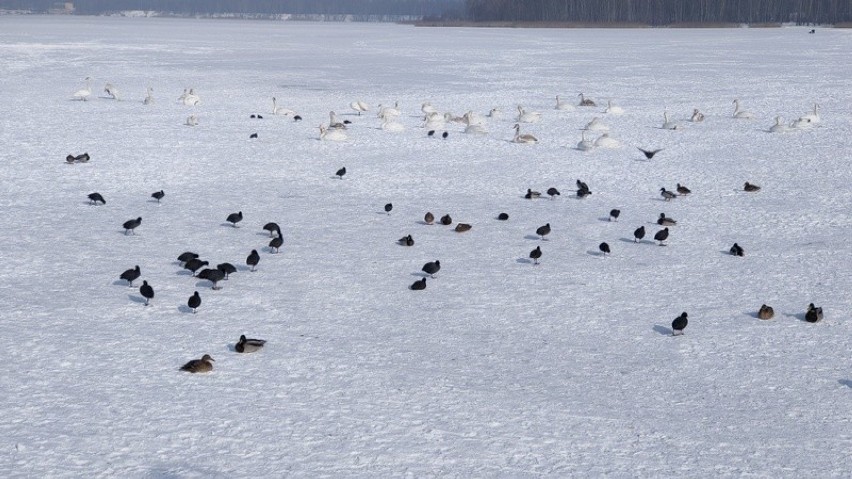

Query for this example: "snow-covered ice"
[1,16,851,477]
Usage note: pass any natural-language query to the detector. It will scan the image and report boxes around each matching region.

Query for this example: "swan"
[732,99,754,119]
[578,93,596,107]
[319,124,347,141]
[594,133,620,148]
[444,112,465,124]
[487,108,502,119]
[350,100,369,115]
[185,114,198,126]
[377,103,400,120]
[272,97,296,116]
[73,77,92,101]
[103,82,120,100]
[516,105,541,123]
[576,131,595,151]
[464,123,488,135]
[143,87,154,105]
[462,110,486,126]
[183,89,200,106]
[381,119,405,132]
[512,124,537,144]
[769,116,790,133]
[555,95,575,111]
[661,111,680,130]
[422,102,438,115]
[177,88,188,103]
[463,112,487,134]
[584,117,609,132]
[329,111,347,130]
[690,108,705,122]
[423,112,445,130]
[604,100,624,116]
[795,103,820,125]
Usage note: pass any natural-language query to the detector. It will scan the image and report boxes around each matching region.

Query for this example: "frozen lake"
[1,15,851,477]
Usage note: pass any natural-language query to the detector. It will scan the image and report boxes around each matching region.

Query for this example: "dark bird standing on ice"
[525,189,541,199]
[758,304,775,320]
[139,280,154,306]
[180,354,214,373]
[123,217,142,235]
[672,312,688,335]
[187,291,201,313]
[151,190,165,203]
[599,242,611,255]
[398,234,414,246]
[246,249,260,271]
[410,277,426,290]
[744,182,761,192]
[546,187,560,199]
[729,243,744,256]
[440,214,452,226]
[226,211,243,227]
[217,262,236,280]
[497,212,509,221]
[88,192,106,205]
[529,246,542,265]
[335,167,346,179]
[633,226,646,243]
[609,209,620,221]
[120,265,141,286]
[235,335,266,353]
[177,252,199,265]
[249,133,258,139]
[654,227,670,245]
[658,213,677,226]
[422,260,441,278]
[442,131,449,139]
[576,180,592,198]
[536,223,551,240]
[638,147,663,159]
[184,258,209,276]
[269,227,284,253]
[197,268,225,289]
[805,303,823,323]
[676,183,691,195]
[660,188,677,201]
[384,203,393,215]
[263,222,280,237]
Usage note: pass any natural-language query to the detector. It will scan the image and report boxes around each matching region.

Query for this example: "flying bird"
[638,147,663,159]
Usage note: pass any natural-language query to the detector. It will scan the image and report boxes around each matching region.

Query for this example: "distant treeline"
[465,0,851,25]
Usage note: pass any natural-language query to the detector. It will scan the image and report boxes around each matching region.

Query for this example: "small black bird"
[410,277,426,290]
[536,223,551,240]
[184,258,209,276]
[729,243,744,256]
[658,213,677,226]
[633,225,646,242]
[269,228,284,253]
[497,212,509,221]
[672,312,688,335]
[139,280,154,306]
[123,217,142,235]
[440,214,452,226]
[427,130,436,137]
[257,114,263,119]
[246,249,260,272]
[216,262,237,280]
[609,209,620,222]
[660,188,677,201]
[249,132,258,139]
[576,180,591,198]
[599,242,611,255]
[263,222,280,237]
[250,114,257,118]
[529,246,542,265]
[638,147,663,159]
[424,212,435,224]
[546,187,560,199]
[187,291,201,313]
[74,152,90,163]
[293,115,302,121]
[336,167,346,179]
[397,234,414,246]
[384,203,393,215]
[744,182,761,192]
[226,211,243,227]
[676,183,691,195]
[120,265,141,286]
[87,192,106,205]
[177,252,199,265]
[66,154,76,164]
[422,260,441,278]
[525,189,541,199]
[151,190,164,203]
[197,268,225,290]
[654,227,670,245]
[805,303,823,323]
[442,131,449,139]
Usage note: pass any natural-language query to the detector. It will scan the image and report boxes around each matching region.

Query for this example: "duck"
[226,211,243,227]
[424,212,435,225]
[757,304,774,320]
[805,303,823,323]
[235,335,266,353]
[660,188,677,201]
[732,99,754,119]
[397,234,414,246]
[690,108,705,122]
[676,183,691,195]
[743,182,761,192]
[657,213,677,226]
[454,223,472,233]
[578,93,596,107]
[512,123,538,144]
[87,192,106,205]
[525,189,541,199]
[440,214,452,226]
[729,243,744,256]
[654,227,670,245]
[180,354,214,373]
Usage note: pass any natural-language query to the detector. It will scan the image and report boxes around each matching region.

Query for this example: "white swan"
[423,112,445,130]
[584,117,609,132]
[183,88,200,106]
[444,112,465,124]
[143,87,154,105]
[769,116,790,133]
[578,93,596,107]
[732,99,754,119]
[576,131,595,151]
[661,111,680,130]
[185,114,198,126]
[73,77,92,101]
[797,103,820,125]
[329,111,347,130]
[103,82,120,100]
[512,124,537,144]
[555,95,575,111]
[272,97,296,116]
[319,124,347,141]
[516,105,541,123]
[377,103,400,120]
[690,108,705,122]
[350,100,369,115]
[422,102,438,115]
[177,88,188,103]
[462,110,486,126]
[604,100,624,116]
[381,119,405,132]
[594,133,621,148]
[464,123,488,135]
[487,108,502,119]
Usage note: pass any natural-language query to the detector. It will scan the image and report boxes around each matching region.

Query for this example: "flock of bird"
[71,78,827,371]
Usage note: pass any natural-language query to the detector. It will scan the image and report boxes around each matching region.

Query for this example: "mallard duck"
[758,304,774,320]
[235,335,266,353]
[180,354,214,373]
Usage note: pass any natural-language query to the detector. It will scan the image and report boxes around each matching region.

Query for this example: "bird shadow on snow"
[586,250,606,257]
[127,295,147,304]
[220,223,239,228]
[653,325,673,336]
[516,257,534,264]
[524,234,542,241]
[194,280,215,289]
[410,271,430,277]
[177,305,194,314]
[838,379,852,388]
[112,280,130,286]
[785,312,810,322]
[743,311,761,319]
[597,217,614,222]
[175,270,193,276]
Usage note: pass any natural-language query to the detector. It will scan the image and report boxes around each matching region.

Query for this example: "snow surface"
[1,16,851,477]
